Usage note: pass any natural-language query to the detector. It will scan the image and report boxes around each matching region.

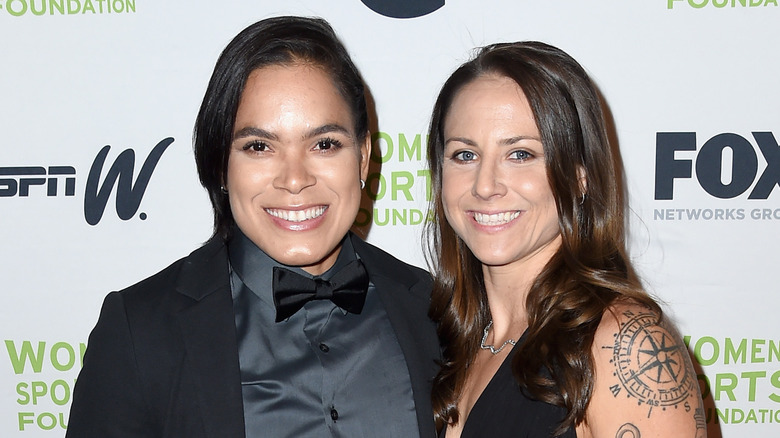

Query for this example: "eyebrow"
[305,123,353,140]
[444,137,477,147]
[499,135,541,146]
[232,124,353,142]
[233,127,278,141]
[445,135,541,147]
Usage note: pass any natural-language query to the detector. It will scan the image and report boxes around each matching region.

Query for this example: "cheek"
[226,156,251,189]
[226,164,268,213]
[518,173,552,201]
[227,156,271,188]
[225,156,237,187]
[536,189,560,227]
[440,168,461,204]
[327,155,362,189]
[517,177,541,194]
[440,182,454,211]
[319,167,362,214]
[440,187,460,228]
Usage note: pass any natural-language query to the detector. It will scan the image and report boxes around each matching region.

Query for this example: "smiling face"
[441,74,561,270]
[226,64,369,275]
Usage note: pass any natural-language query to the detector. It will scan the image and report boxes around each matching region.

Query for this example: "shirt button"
[330,408,339,421]
[319,343,330,353]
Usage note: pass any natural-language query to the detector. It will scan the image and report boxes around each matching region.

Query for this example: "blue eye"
[453,150,477,162]
[510,150,532,161]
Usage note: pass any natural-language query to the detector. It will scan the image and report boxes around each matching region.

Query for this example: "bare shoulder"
[577,300,707,438]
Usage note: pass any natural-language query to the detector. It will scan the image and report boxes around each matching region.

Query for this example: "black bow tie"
[272,259,369,322]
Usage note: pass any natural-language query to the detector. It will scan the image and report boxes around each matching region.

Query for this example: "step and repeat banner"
[1,1,777,436]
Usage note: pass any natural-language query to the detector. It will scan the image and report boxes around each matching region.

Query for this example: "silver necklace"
[480,320,517,355]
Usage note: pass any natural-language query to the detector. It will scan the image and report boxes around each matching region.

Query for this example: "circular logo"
[360,0,444,18]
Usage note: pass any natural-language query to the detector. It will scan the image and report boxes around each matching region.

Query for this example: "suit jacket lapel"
[351,235,439,438]
[175,238,245,437]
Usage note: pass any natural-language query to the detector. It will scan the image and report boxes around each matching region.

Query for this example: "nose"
[273,156,316,194]
[472,160,506,200]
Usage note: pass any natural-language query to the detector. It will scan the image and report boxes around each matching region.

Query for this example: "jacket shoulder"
[117,236,228,307]
[350,234,432,289]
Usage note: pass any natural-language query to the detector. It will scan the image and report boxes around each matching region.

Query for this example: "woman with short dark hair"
[67,16,439,437]
[194,16,370,241]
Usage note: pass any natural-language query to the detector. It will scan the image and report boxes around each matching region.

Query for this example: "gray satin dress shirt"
[228,230,419,437]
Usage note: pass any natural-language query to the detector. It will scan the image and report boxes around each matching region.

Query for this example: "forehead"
[234,63,355,129]
[241,63,342,101]
[444,74,537,136]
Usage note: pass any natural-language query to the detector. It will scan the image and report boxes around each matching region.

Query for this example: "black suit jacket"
[67,234,440,437]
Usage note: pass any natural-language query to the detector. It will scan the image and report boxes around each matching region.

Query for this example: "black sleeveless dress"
[441,332,577,438]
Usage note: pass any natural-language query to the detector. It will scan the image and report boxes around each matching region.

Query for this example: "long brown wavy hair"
[424,41,660,435]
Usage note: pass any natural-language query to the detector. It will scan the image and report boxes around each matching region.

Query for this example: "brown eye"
[243,141,269,152]
[315,138,343,151]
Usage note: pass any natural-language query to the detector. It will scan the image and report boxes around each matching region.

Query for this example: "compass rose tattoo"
[605,308,706,437]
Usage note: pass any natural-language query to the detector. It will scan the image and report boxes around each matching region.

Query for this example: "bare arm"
[576,302,706,438]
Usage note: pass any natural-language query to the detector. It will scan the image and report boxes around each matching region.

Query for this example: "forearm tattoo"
[605,309,707,437]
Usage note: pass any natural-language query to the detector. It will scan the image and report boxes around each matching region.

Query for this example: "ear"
[577,166,587,196]
[359,133,371,182]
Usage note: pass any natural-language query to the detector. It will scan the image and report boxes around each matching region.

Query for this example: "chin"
[470,250,516,267]
[282,244,342,272]
[276,250,320,266]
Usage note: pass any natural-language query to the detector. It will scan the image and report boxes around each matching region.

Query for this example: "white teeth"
[473,211,520,226]
[266,206,326,222]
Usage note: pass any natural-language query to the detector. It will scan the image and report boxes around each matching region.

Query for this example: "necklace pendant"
[480,320,517,355]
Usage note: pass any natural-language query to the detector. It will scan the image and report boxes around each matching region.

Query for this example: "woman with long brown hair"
[425,41,706,438]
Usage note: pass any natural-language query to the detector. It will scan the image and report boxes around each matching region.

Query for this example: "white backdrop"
[1,1,778,436]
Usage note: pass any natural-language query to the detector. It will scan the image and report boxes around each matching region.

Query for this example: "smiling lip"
[472,211,521,226]
[265,206,327,223]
